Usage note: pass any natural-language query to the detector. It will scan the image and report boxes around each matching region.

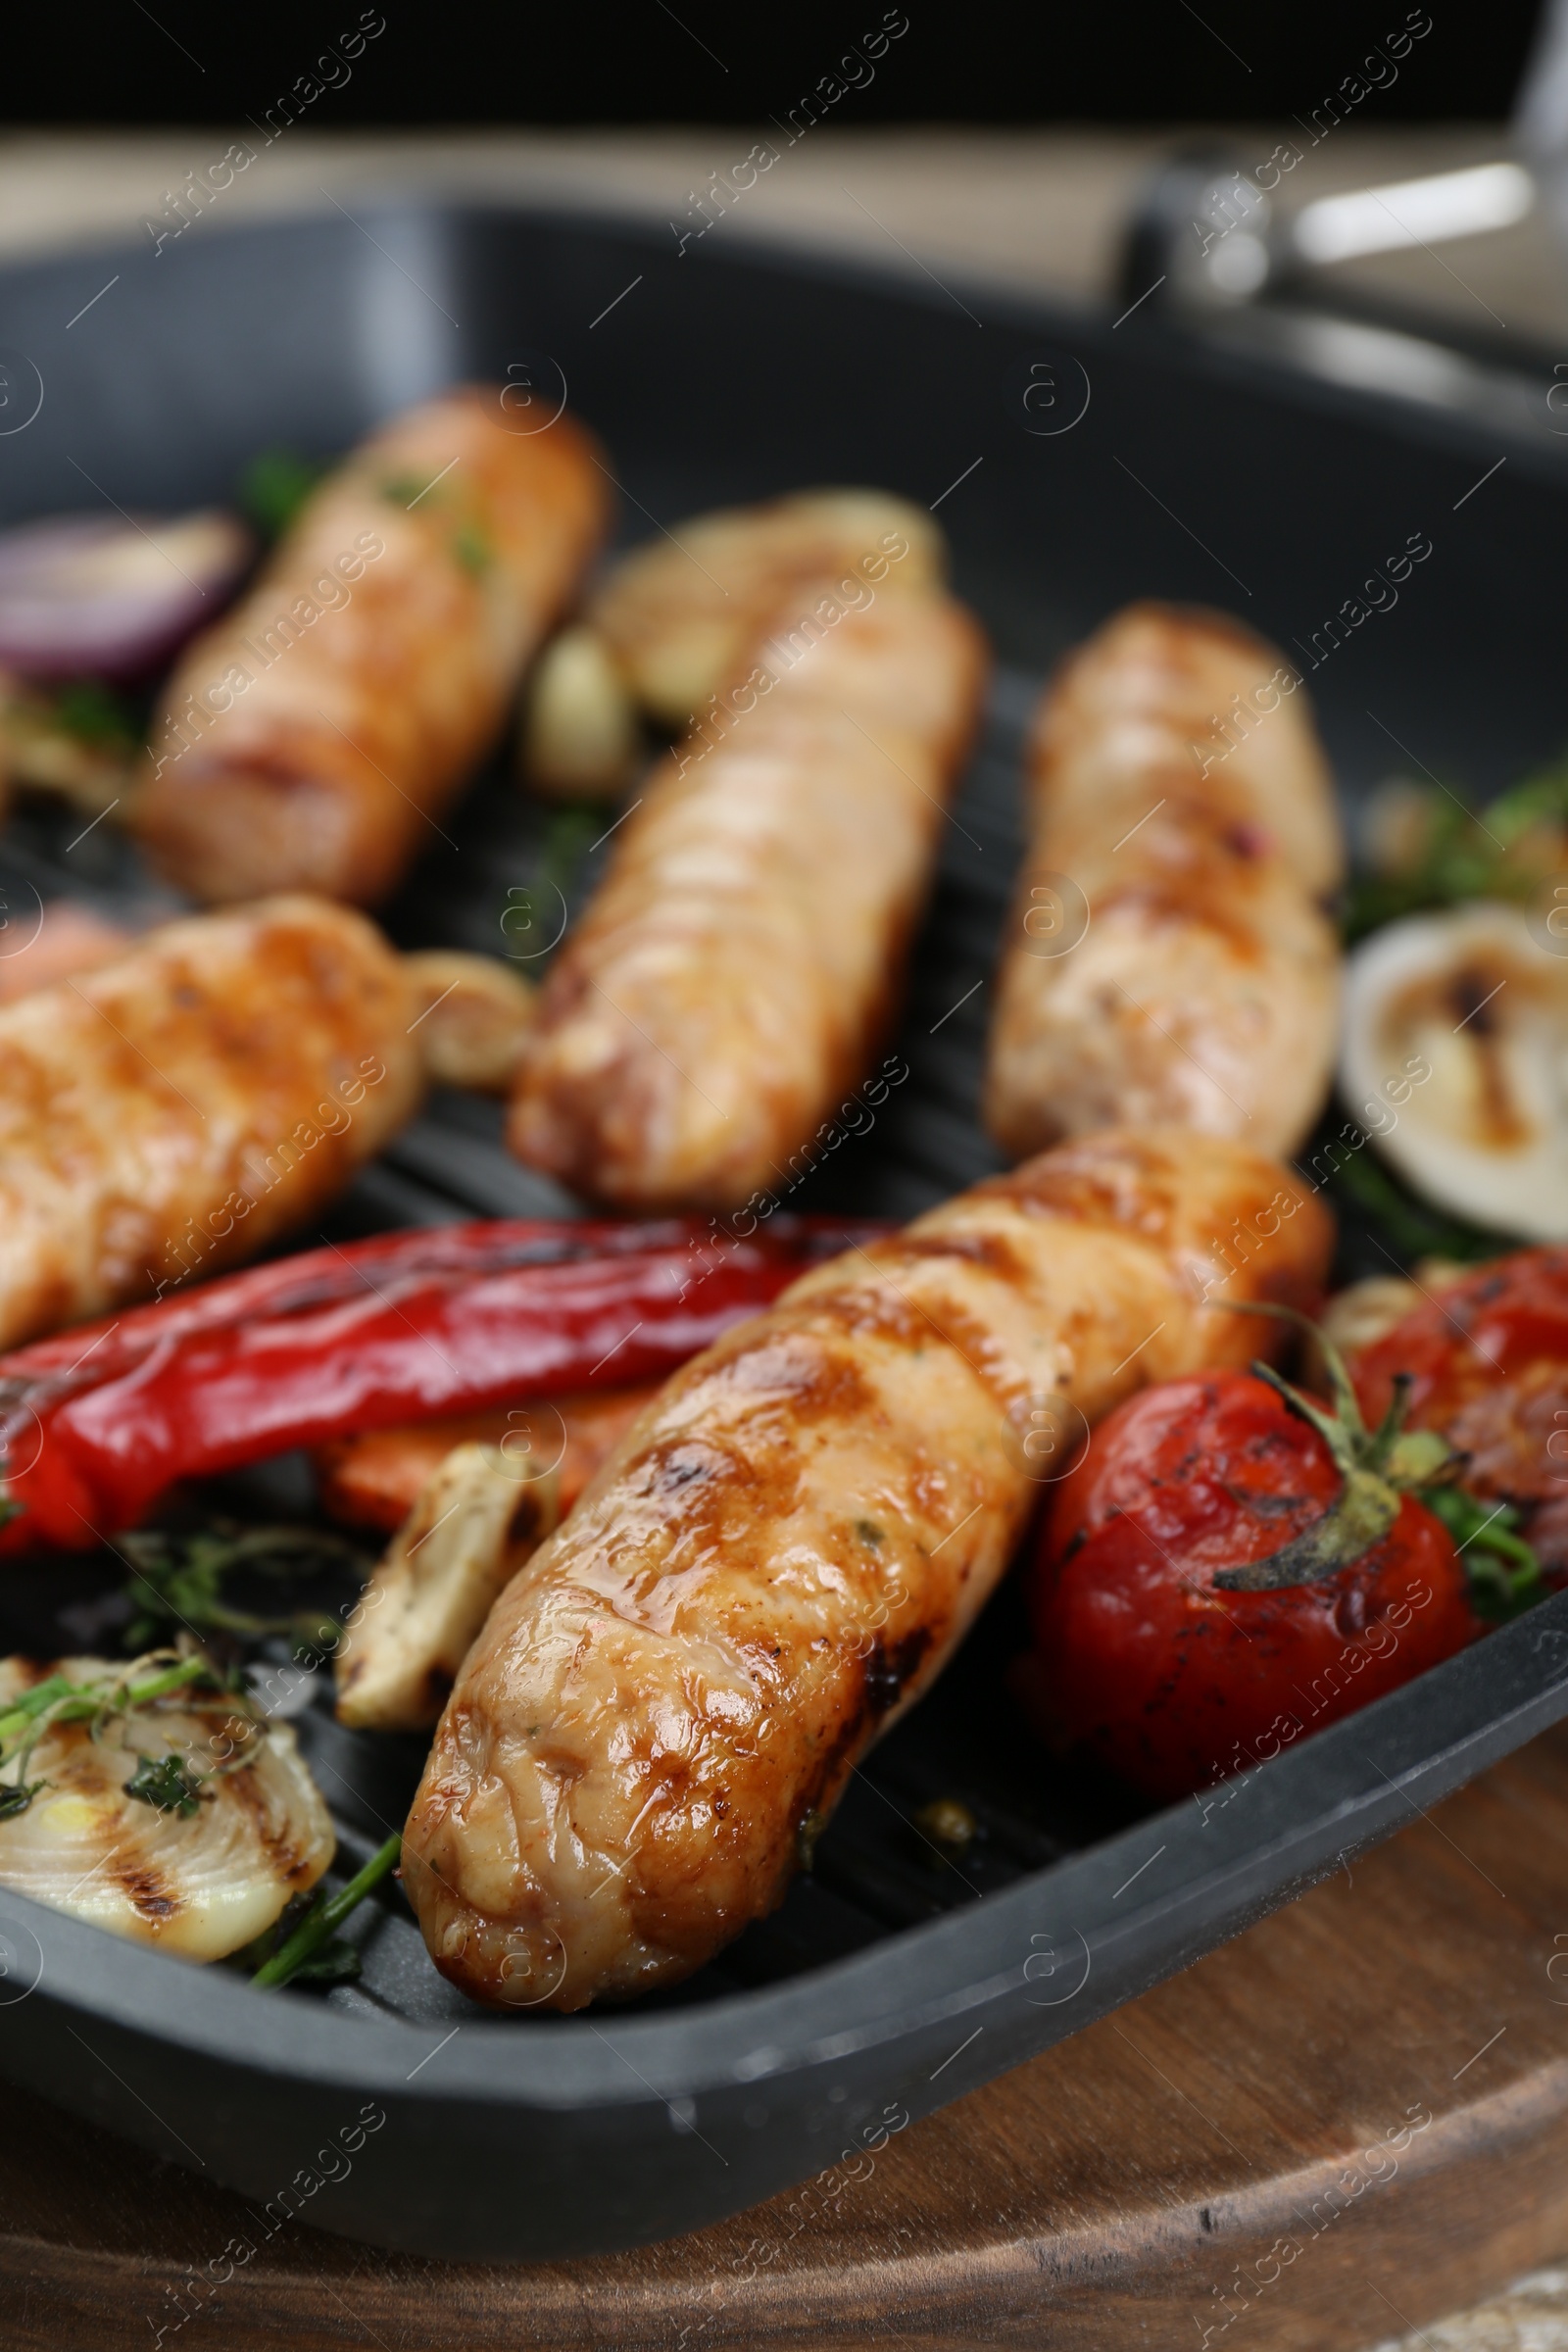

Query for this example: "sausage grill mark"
[862,1628,932,1717]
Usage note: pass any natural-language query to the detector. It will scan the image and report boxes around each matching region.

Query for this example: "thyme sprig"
[1421,1487,1545,1621]
[238,446,326,539]
[251,1834,402,1990]
[1346,753,1568,941]
[118,1523,363,1656]
[0,1651,217,1821]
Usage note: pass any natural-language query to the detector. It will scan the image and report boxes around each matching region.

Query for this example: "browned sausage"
[985,605,1343,1162]
[508,586,989,1209]
[0,895,419,1348]
[136,388,610,906]
[403,1128,1332,2010]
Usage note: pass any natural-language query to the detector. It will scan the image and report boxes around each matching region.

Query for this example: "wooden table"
[2,125,1565,2351]
[5,1723,1568,2349]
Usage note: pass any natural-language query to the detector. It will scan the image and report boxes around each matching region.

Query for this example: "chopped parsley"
[123,1751,204,1818]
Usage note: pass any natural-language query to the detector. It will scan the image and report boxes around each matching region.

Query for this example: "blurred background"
[4,1,1568,346]
[0,5,1542,122]
[0,4,1547,122]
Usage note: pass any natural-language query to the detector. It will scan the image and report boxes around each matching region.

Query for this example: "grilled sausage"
[508,587,988,1210]
[403,1128,1333,2010]
[985,605,1343,1163]
[0,895,419,1351]
[136,387,610,906]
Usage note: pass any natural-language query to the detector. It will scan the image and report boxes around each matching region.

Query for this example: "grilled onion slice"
[0,511,251,681]
[0,1655,332,1959]
[1341,902,1568,1241]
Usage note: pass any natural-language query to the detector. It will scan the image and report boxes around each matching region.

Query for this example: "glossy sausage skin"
[0,895,419,1350]
[404,1129,1333,2010]
[507,589,988,1210]
[985,605,1343,1163]
[137,389,610,906]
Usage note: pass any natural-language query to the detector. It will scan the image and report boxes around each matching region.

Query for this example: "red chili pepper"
[0,1218,711,1402]
[0,1215,877,1550]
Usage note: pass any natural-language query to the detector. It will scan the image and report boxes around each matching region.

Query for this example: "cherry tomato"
[1026,1371,1479,1805]
[1352,1249,1568,1515]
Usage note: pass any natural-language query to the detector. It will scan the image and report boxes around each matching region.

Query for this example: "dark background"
[0,3,1548,125]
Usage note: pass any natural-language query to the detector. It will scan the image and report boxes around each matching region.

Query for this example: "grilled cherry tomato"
[1352,1248,1568,1524]
[1026,1365,1480,1806]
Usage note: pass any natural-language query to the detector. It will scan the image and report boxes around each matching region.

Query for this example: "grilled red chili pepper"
[1024,1320,1492,1805]
[0,1214,877,1549]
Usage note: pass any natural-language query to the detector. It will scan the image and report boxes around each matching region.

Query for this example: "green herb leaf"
[119,1523,365,1653]
[251,1833,401,1991]
[0,1674,79,1746]
[1317,1140,1516,1267]
[238,448,326,540]
[453,522,492,577]
[50,681,139,751]
[0,1652,218,1822]
[123,1751,204,1817]
[1420,1485,1546,1621]
[285,1936,363,1986]
[1344,753,1568,942]
[378,471,429,510]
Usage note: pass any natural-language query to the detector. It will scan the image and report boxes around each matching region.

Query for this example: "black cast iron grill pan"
[0,201,1563,2257]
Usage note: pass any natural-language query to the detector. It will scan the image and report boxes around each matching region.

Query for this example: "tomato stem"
[1214,1309,1447,1592]
[1213,1461,1401,1591]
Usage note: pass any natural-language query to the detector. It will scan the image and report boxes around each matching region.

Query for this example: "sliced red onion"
[0,511,252,682]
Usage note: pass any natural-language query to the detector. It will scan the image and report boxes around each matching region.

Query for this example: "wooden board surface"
[6,1721,1568,2350]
